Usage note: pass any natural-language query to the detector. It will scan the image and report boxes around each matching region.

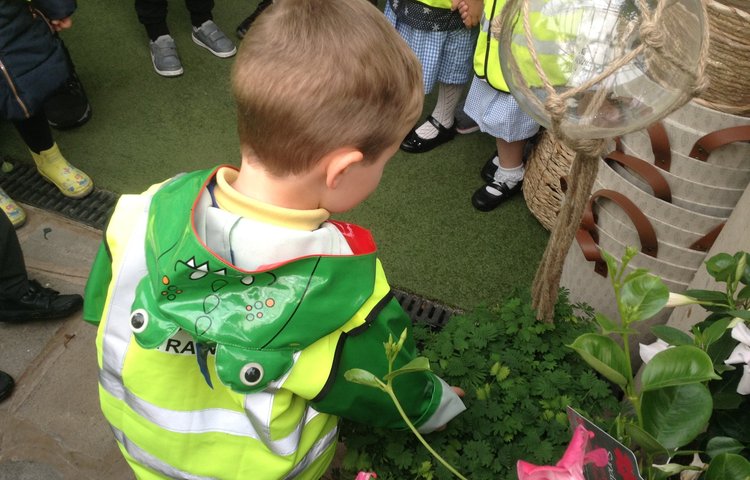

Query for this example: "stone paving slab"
[0,205,130,480]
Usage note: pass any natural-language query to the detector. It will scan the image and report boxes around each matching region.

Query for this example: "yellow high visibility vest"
[473,0,569,93]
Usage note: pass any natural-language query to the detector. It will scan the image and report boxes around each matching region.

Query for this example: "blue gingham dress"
[464,75,540,142]
[385,1,477,94]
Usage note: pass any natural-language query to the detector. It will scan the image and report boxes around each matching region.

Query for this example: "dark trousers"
[12,110,54,154]
[135,0,214,38]
[0,211,29,300]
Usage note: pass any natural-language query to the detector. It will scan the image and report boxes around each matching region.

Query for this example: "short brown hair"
[231,0,423,176]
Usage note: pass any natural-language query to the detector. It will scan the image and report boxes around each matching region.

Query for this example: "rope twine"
[695,1,750,116]
[491,0,709,321]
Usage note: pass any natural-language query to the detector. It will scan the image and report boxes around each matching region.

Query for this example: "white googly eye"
[240,363,264,386]
[130,309,149,333]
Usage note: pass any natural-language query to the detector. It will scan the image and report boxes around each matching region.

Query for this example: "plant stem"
[387,388,468,480]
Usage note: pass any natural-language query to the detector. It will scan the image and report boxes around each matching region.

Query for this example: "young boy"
[83,0,466,478]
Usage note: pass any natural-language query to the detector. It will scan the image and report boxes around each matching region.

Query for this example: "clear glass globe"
[499,0,706,140]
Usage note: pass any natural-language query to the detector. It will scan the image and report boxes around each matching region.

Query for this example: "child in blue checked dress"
[386,0,479,153]
[459,0,541,212]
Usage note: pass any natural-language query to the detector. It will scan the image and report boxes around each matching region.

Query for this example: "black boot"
[236,0,273,39]
[0,371,14,402]
[43,40,92,130]
[0,280,83,322]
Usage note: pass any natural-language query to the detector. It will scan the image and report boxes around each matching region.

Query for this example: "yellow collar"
[213,167,330,231]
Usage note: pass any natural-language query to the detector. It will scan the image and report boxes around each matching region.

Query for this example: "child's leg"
[414,82,463,139]
[12,112,53,154]
[471,136,527,212]
[13,112,93,199]
[185,0,213,28]
[236,0,273,39]
[135,0,170,40]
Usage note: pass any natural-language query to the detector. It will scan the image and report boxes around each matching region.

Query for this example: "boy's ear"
[325,148,365,189]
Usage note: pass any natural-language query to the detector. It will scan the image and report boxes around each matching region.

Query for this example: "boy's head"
[231,0,423,178]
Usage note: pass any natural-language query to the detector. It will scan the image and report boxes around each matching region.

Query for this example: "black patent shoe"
[400,116,457,154]
[471,179,523,212]
[0,280,83,323]
[0,371,14,402]
[480,151,499,183]
[237,0,273,38]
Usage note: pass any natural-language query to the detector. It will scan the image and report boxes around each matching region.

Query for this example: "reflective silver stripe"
[100,196,151,405]
[112,426,217,480]
[480,13,490,32]
[283,425,338,480]
[240,388,321,455]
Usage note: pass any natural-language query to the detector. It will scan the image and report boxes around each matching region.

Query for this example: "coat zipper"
[0,60,30,118]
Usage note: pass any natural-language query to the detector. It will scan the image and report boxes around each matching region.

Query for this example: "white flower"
[639,339,671,364]
[665,292,699,308]
[724,322,750,395]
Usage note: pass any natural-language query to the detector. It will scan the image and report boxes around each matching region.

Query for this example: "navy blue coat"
[0,0,77,120]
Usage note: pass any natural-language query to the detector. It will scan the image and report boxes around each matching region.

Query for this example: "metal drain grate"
[0,162,118,230]
[393,289,460,328]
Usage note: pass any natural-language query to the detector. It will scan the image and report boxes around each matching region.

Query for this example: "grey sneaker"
[192,20,237,58]
[149,35,183,77]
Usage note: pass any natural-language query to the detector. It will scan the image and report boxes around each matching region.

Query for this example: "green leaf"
[706,437,746,459]
[706,253,737,282]
[623,268,650,284]
[702,318,733,348]
[684,289,731,311]
[704,453,750,480]
[728,310,750,321]
[740,255,750,285]
[344,368,383,389]
[383,357,431,381]
[642,383,713,449]
[738,285,750,300]
[626,422,669,457]
[601,249,619,278]
[641,345,721,391]
[595,312,618,333]
[620,273,669,322]
[568,333,629,387]
[594,313,634,334]
[651,325,694,346]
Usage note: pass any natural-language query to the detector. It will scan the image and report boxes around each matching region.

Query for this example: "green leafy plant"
[570,248,750,480]
[335,289,620,480]
[345,329,468,480]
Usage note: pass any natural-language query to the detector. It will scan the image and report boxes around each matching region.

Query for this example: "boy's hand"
[50,16,73,31]
[434,386,466,432]
[458,0,483,28]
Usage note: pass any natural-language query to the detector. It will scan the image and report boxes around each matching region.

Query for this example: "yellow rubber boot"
[0,187,26,228]
[31,143,93,198]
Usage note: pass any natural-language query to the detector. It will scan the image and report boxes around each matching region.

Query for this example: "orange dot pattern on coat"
[245,298,275,321]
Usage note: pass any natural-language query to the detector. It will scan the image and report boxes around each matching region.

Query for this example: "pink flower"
[355,472,377,480]
[517,425,609,480]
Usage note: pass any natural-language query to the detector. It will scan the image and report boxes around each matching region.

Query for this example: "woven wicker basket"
[523,130,575,230]
[696,1,750,116]
[716,0,750,14]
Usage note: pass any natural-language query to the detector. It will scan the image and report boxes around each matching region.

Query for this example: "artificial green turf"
[0,0,549,309]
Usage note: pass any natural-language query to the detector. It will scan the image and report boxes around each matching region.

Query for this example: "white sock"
[493,164,525,188]
[415,83,463,139]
